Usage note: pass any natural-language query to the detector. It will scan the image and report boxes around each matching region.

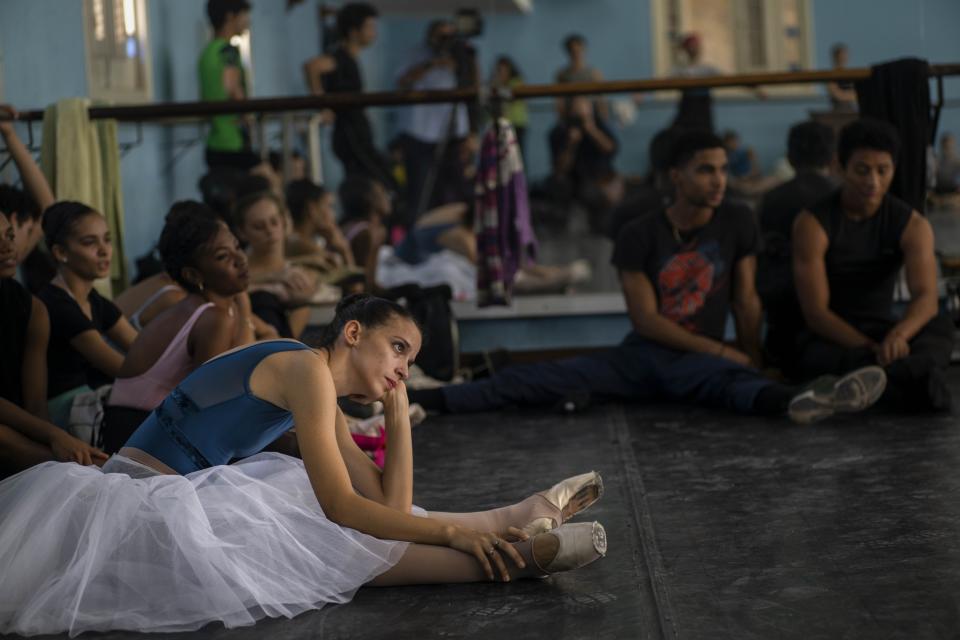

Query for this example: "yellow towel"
[40,98,127,293]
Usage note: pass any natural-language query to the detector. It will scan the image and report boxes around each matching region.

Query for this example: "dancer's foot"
[531,522,607,575]
[522,471,603,535]
[788,365,887,424]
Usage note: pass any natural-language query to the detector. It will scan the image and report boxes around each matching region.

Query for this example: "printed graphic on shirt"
[657,239,725,331]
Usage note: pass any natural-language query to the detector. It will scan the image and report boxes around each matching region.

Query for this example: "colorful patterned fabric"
[474,119,537,306]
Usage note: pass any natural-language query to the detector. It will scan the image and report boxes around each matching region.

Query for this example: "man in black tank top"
[793,118,953,411]
[302,4,394,189]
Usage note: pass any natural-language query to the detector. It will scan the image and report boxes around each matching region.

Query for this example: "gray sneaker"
[787,365,887,424]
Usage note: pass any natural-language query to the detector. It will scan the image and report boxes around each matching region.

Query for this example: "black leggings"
[204,148,261,171]
[796,313,954,412]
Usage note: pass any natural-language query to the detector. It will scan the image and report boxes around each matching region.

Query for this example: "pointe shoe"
[522,471,604,536]
[788,365,887,424]
[533,521,608,574]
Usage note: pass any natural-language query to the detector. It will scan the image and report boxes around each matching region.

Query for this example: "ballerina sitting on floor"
[0,294,607,637]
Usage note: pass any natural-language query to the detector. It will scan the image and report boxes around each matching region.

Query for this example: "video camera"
[453,8,483,39]
[431,10,482,55]
[431,9,483,89]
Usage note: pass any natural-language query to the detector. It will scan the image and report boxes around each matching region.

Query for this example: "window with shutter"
[651,0,814,96]
[82,0,153,103]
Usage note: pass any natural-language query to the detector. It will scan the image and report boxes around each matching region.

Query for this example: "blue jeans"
[442,333,774,415]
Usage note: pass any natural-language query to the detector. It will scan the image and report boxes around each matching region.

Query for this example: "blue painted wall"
[0,0,958,279]
[366,0,960,187]
[0,0,326,277]
[0,0,88,101]
[454,0,960,179]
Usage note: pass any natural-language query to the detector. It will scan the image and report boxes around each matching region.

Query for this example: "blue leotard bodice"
[124,340,313,474]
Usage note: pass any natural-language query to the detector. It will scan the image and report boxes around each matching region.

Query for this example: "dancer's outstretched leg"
[368,522,606,586]
[368,474,607,587]
[367,538,539,586]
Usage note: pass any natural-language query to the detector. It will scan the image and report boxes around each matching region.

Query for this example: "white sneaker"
[788,365,887,424]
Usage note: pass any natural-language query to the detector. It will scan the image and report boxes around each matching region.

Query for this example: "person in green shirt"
[199,0,259,170]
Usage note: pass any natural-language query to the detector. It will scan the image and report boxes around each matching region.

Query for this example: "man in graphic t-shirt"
[408,131,887,424]
[613,153,759,363]
[605,130,778,414]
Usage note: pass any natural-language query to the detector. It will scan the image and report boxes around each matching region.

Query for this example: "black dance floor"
[12,369,960,640]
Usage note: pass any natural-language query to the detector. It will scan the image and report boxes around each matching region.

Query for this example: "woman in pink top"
[102,202,256,452]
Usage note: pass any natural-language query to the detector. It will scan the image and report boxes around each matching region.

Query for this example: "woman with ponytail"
[0,293,607,636]
[36,201,137,427]
[234,190,317,338]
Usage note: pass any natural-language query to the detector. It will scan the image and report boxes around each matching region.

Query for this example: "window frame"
[82,0,154,104]
[649,0,817,99]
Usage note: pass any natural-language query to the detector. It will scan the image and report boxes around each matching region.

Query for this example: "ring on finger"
[492,538,501,548]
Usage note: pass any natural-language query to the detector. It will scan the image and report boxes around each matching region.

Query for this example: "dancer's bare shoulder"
[202,338,302,365]
[248,342,331,409]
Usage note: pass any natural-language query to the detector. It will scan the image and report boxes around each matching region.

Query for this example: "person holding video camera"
[395,20,478,230]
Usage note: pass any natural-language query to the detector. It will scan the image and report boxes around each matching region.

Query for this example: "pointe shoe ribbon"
[534,521,608,574]
[522,471,603,536]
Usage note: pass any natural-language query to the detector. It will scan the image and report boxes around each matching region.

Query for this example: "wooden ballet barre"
[511,65,960,99]
[6,64,960,123]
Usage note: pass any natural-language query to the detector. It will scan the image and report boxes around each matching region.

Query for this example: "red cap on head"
[680,32,701,52]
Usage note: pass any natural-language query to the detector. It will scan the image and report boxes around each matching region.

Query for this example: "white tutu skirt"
[0,453,420,637]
